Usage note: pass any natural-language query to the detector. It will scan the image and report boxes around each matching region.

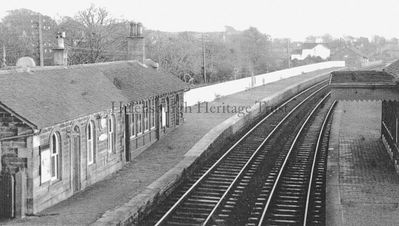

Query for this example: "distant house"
[331,46,369,68]
[291,43,331,60]
[0,22,187,218]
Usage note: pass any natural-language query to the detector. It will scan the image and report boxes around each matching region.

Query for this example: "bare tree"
[72,4,128,63]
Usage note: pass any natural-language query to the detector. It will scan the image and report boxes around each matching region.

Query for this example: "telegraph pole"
[1,44,6,68]
[202,33,207,83]
[38,14,44,67]
[287,40,290,68]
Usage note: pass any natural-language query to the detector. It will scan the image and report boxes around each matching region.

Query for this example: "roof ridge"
[0,60,145,74]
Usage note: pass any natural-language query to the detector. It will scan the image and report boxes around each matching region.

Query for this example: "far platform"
[327,101,399,225]
[3,68,337,226]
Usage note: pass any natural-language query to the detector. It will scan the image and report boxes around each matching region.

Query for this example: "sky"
[0,0,398,41]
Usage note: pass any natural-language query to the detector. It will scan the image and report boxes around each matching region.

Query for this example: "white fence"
[184,61,345,106]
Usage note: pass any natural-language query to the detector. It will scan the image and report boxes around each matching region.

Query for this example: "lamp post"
[202,33,207,83]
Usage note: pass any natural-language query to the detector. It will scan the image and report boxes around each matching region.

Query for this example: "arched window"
[50,132,61,180]
[87,121,95,164]
[108,115,115,153]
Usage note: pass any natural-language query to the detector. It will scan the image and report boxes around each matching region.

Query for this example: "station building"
[330,60,399,172]
[0,23,187,217]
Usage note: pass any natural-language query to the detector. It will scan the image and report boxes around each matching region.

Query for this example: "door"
[0,172,14,218]
[72,126,81,192]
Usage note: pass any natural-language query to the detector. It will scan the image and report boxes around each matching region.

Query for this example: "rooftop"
[384,59,399,77]
[0,60,187,129]
[330,70,396,86]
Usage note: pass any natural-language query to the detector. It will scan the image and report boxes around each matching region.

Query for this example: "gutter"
[0,130,40,142]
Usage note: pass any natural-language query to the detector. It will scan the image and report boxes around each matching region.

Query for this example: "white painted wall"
[291,44,331,60]
[313,45,331,59]
[184,61,345,106]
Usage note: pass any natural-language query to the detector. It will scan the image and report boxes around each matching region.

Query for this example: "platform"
[2,68,337,225]
[327,101,399,225]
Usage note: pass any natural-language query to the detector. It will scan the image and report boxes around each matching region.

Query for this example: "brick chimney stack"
[53,32,67,66]
[127,22,145,63]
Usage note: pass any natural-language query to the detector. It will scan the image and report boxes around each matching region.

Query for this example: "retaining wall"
[93,72,331,225]
[184,61,344,106]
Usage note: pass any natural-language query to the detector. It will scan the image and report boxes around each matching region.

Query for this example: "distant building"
[291,43,331,60]
[331,46,369,68]
[0,22,187,218]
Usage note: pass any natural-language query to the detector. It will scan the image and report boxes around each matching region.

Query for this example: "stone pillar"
[15,169,26,218]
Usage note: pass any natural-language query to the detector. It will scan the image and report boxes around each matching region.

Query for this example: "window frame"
[130,112,136,138]
[144,100,149,132]
[50,132,60,181]
[87,121,95,165]
[136,102,143,135]
[166,97,170,128]
[150,98,155,129]
[108,115,115,153]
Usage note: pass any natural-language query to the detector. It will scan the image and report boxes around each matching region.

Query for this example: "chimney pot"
[129,22,136,37]
[137,23,143,37]
[56,32,65,49]
[127,22,145,63]
[53,31,67,66]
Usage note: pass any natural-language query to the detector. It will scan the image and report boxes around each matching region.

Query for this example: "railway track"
[140,80,334,226]
[254,97,335,226]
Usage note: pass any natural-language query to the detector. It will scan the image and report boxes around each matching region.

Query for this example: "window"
[166,97,170,128]
[108,115,115,153]
[130,113,136,137]
[137,102,143,134]
[144,100,149,131]
[87,121,95,164]
[151,99,155,128]
[50,132,60,180]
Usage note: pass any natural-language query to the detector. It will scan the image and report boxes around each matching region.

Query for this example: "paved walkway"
[4,68,335,225]
[327,101,399,226]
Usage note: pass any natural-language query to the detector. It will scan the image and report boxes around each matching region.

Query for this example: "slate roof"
[384,59,399,77]
[330,70,396,86]
[0,61,187,129]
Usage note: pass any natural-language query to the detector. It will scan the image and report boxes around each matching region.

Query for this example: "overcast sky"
[0,0,398,41]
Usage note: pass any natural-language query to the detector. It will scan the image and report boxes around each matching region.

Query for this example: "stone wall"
[31,109,125,213]
[0,106,33,174]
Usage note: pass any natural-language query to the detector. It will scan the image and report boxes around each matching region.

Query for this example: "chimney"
[127,22,145,63]
[53,32,68,66]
